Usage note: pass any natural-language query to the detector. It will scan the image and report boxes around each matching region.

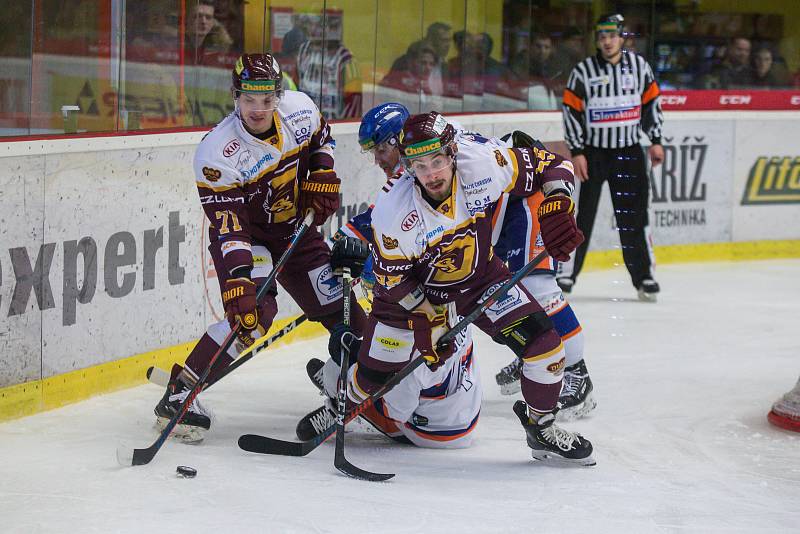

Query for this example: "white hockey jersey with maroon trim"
[369,135,575,309]
[193,90,335,274]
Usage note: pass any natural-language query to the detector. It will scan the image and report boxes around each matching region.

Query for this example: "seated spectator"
[752,46,791,88]
[551,27,585,76]
[703,36,753,89]
[381,42,441,96]
[388,22,451,87]
[185,0,233,63]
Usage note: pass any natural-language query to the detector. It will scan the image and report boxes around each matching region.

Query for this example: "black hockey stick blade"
[238,434,321,457]
[334,455,395,481]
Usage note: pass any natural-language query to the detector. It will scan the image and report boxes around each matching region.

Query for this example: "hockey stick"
[333,268,394,481]
[118,210,315,467]
[238,249,549,458]
[146,278,361,387]
[145,314,310,388]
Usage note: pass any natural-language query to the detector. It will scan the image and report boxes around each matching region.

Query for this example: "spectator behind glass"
[185,0,233,63]
[213,0,244,51]
[752,46,790,88]
[703,36,753,89]
[381,42,442,96]
[552,27,585,75]
[388,22,451,87]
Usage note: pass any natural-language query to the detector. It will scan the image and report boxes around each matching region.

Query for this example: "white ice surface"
[1,260,799,534]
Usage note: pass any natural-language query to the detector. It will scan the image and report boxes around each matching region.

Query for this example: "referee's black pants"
[567,144,655,288]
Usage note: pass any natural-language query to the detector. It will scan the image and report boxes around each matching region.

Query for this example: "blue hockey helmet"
[358,103,410,151]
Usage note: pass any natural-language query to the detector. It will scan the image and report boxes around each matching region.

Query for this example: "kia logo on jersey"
[401,211,419,231]
[223,139,240,158]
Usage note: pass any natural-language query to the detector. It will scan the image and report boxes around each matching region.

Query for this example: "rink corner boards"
[1,239,798,423]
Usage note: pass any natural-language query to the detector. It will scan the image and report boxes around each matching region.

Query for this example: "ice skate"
[637,278,660,302]
[557,359,596,421]
[296,398,337,441]
[495,357,522,395]
[306,358,326,394]
[154,380,212,443]
[513,400,595,466]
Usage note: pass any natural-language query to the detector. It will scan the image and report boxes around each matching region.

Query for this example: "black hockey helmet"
[232,53,283,95]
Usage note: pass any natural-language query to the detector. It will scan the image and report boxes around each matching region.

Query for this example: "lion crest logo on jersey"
[202,167,222,182]
[494,150,508,167]
[381,234,399,250]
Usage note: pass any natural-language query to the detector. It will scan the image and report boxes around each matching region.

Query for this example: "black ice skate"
[154,380,212,443]
[495,357,522,395]
[637,278,660,302]
[513,400,595,466]
[557,359,596,421]
[296,398,336,441]
[306,358,326,394]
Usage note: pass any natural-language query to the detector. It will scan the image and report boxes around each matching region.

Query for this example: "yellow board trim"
[0,314,328,423]
[1,241,799,423]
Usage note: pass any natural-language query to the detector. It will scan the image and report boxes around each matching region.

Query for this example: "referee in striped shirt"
[558,14,665,302]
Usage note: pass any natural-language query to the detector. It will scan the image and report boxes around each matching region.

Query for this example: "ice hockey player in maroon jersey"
[320,112,595,464]
[153,53,366,441]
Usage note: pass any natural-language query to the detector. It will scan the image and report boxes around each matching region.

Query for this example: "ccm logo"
[662,95,687,105]
[223,139,240,157]
[720,95,751,105]
[791,96,800,106]
[401,210,419,231]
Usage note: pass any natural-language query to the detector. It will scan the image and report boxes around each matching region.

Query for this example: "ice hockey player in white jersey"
[302,103,482,448]
[152,53,367,441]
[317,112,594,464]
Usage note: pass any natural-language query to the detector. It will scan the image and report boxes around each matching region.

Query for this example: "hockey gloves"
[537,193,584,262]
[330,236,370,279]
[408,307,454,372]
[300,169,341,226]
[327,322,362,367]
[222,277,266,348]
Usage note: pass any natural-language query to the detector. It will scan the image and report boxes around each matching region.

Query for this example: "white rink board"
[0,111,798,388]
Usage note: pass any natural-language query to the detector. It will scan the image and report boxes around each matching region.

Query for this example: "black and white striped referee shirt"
[562,50,664,155]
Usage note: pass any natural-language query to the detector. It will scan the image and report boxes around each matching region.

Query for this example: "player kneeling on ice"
[300,112,595,465]
[153,53,366,442]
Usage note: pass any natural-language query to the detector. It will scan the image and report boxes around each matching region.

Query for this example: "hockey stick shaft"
[242,250,550,456]
[123,210,315,466]
[147,314,309,389]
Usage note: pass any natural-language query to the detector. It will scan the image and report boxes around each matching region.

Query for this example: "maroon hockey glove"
[300,169,341,226]
[222,277,266,347]
[408,309,454,372]
[537,194,584,262]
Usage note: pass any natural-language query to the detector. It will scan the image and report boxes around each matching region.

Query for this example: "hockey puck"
[176,466,197,478]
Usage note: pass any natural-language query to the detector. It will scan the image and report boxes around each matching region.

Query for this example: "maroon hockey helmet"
[399,112,457,162]
[232,53,283,95]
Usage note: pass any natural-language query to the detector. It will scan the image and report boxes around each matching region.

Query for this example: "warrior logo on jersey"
[202,167,222,182]
[494,150,508,167]
[382,234,399,250]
